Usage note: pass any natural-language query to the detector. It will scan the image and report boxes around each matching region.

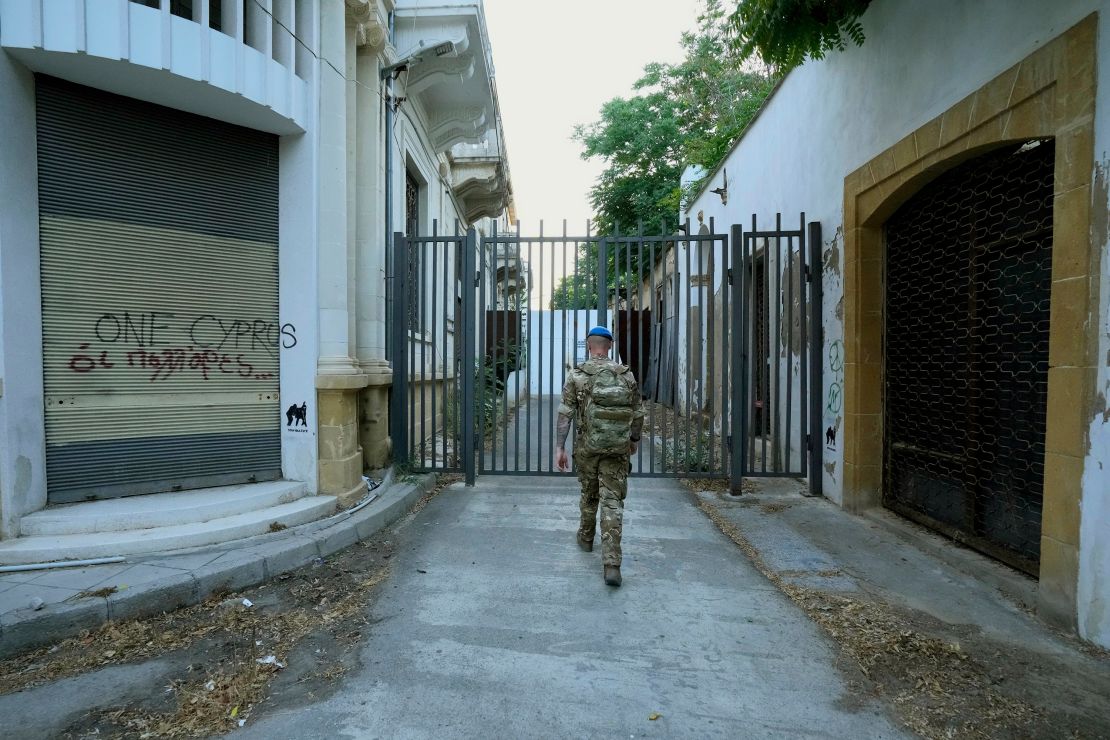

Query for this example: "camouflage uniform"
[557,357,644,567]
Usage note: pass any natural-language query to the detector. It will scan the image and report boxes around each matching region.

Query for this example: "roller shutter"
[36,75,281,503]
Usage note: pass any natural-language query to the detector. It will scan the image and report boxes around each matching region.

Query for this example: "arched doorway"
[883,140,1054,575]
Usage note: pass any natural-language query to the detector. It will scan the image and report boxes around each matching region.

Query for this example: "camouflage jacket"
[557,357,645,438]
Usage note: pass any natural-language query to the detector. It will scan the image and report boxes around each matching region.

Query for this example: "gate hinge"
[726,268,733,285]
[474,271,481,287]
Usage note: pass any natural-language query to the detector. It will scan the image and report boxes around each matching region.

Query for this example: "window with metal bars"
[405,171,421,333]
[883,139,1054,575]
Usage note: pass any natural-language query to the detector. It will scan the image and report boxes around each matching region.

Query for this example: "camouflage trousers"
[575,452,629,566]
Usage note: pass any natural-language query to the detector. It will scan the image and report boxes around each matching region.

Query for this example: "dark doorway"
[884,140,1054,575]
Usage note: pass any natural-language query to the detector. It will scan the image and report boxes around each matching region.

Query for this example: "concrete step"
[0,496,337,565]
[20,481,309,536]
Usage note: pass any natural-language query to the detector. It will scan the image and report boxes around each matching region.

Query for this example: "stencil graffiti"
[285,402,308,427]
[823,340,845,453]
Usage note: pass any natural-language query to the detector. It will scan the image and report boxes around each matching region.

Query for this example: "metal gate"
[884,140,1054,575]
[733,216,824,489]
[392,216,822,492]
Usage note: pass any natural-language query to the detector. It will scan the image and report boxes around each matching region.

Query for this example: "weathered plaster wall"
[689,0,1105,504]
[0,51,46,537]
[1077,7,1110,650]
[686,0,1109,647]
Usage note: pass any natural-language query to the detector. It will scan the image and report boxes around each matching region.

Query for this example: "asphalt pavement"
[234,474,906,739]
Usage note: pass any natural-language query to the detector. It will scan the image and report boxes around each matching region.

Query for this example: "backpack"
[580,363,636,455]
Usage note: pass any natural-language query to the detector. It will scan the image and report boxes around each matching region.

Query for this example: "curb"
[0,473,438,660]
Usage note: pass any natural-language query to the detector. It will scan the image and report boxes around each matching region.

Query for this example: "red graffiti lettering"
[68,344,95,373]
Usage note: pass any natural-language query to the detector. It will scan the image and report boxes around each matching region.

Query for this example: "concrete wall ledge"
[0,472,438,659]
[316,373,370,390]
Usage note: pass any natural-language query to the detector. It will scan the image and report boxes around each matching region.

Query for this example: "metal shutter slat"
[36,75,282,503]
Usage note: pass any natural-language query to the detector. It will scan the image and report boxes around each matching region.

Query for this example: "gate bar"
[461,227,477,485]
[390,231,409,467]
[730,224,744,494]
[597,235,608,330]
[807,221,823,497]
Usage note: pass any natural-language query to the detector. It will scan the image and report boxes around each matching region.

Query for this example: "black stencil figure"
[286,402,308,427]
[826,425,837,449]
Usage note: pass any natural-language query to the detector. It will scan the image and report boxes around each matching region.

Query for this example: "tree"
[556,1,777,307]
[573,0,775,233]
[726,0,871,71]
[573,92,686,237]
[549,241,598,309]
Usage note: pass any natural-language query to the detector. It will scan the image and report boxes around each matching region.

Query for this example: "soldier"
[555,326,644,587]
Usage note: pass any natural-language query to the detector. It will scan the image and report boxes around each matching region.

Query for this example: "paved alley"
[234,475,905,739]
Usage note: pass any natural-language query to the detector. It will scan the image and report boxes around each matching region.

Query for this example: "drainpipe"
[384,9,395,361]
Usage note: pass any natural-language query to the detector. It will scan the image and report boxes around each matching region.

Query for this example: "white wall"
[0,51,46,537]
[1078,0,1110,654]
[0,0,308,134]
[527,310,598,396]
[686,0,1110,646]
[0,0,320,523]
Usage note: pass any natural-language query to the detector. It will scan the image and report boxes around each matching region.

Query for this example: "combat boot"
[604,565,622,587]
[576,533,593,552]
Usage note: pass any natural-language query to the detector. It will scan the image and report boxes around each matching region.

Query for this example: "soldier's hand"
[556,447,570,472]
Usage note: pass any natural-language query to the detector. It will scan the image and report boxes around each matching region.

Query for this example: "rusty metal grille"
[884,139,1054,575]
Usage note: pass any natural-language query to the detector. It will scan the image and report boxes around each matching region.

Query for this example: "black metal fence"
[391,216,822,493]
[734,215,823,486]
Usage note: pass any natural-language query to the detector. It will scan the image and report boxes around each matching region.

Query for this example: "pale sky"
[484,0,704,231]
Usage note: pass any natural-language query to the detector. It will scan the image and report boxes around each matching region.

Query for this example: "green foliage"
[442,341,524,464]
[574,0,775,232]
[559,1,776,306]
[662,431,723,473]
[727,0,870,70]
[574,92,686,236]
[549,242,598,309]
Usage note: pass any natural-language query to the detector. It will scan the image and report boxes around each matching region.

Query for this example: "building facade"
[683,0,1110,648]
[0,0,511,560]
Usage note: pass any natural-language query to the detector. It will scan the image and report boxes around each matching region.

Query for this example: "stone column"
[316,1,367,505]
[354,41,393,471]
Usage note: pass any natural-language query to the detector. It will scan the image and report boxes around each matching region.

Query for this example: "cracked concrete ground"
[232,475,905,739]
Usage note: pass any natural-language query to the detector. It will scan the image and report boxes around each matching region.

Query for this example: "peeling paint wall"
[1078,155,1110,643]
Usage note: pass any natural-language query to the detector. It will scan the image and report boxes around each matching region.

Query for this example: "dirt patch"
[678,477,753,495]
[0,474,459,738]
[693,494,1110,740]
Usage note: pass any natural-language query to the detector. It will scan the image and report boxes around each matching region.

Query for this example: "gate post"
[461,228,478,486]
[390,231,409,467]
[597,236,608,329]
[729,224,744,495]
[807,221,824,497]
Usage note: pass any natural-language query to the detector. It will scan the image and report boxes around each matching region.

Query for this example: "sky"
[483,0,705,231]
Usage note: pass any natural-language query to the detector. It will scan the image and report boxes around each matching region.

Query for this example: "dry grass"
[109,567,391,738]
[74,585,119,600]
[693,495,1060,740]
[0,472,460,738]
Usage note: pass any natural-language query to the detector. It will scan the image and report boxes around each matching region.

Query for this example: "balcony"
[0,0,309,133]
[393,0,511,220]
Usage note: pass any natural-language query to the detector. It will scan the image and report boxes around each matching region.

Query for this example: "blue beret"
[587,326,613,340]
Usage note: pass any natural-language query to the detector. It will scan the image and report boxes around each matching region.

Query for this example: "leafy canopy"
[727,0,871,70]
[554,1,775,309]
[573,0,774,236]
